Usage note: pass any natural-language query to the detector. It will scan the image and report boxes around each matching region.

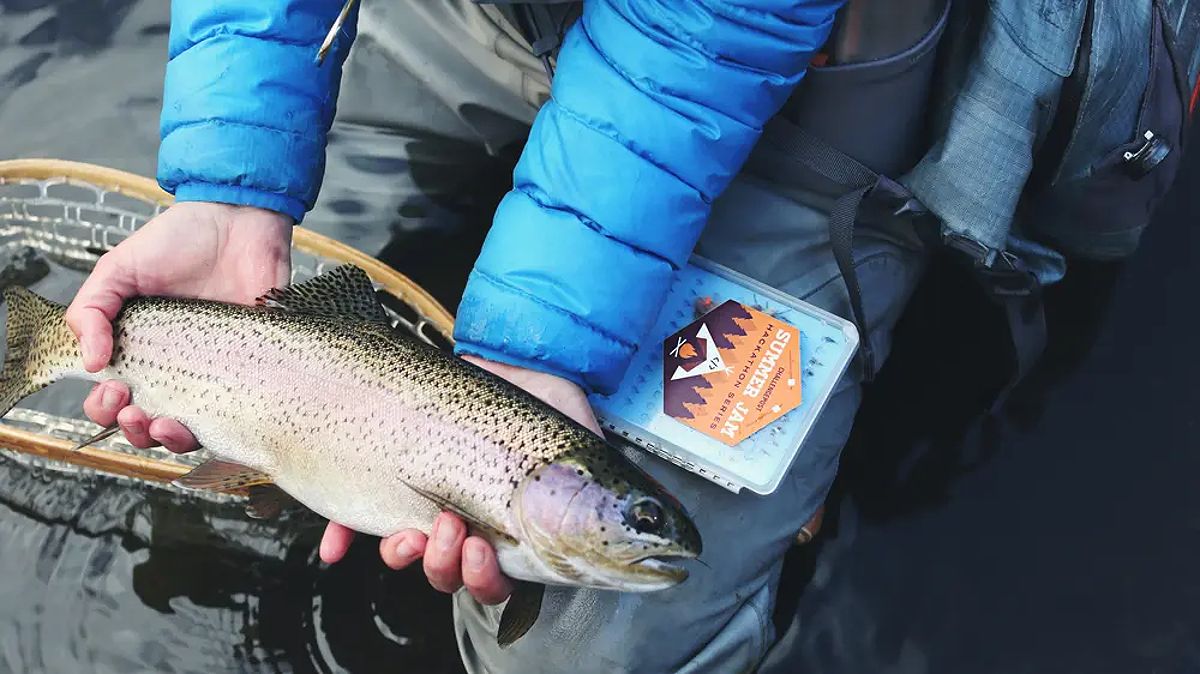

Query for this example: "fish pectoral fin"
[172,459,274,493]
[244,484,299,519]
[71,423,120,451]
[497,581,545,648]
[398,478,518,546]
[255,264,392,327]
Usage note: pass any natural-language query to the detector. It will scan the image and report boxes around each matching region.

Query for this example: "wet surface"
[0,1,1198,673]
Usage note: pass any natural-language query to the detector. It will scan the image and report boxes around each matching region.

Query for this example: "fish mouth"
[629,550,699,584]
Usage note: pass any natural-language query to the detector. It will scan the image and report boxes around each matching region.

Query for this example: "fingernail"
[83,337,105,369]
[464,542,485,570]
[436,518,457,551]
[100,386,121,411]
[396,538,417,560]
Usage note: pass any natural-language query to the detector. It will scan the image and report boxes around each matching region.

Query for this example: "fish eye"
[628,498,664,534]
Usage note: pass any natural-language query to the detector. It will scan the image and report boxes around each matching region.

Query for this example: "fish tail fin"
[1,287,76,416]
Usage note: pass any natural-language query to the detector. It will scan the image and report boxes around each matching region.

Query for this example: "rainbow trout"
[0,265,702,645]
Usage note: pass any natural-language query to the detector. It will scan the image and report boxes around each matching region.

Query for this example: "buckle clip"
[1123,129,1172,178]
[867,175,930,219]
[942,233,1039,298]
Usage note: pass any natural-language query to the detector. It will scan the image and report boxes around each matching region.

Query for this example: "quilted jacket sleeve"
[157,1,358,222]
[454,0,843,394]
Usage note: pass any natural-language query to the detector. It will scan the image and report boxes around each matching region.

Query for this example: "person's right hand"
[64,201,293,451]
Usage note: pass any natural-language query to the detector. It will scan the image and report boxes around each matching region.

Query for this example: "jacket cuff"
[173,182,305,223]
[452,269,642,395]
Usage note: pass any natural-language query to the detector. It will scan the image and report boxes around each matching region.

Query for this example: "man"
[63,1,931,671]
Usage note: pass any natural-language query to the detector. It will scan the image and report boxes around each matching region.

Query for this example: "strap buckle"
[867,175,929,219]
[942,233,1040,299]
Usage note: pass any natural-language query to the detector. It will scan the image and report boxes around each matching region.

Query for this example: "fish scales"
[0,265,702,623]
[109,296,581,536]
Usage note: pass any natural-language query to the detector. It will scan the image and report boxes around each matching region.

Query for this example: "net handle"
[0,158,458,485]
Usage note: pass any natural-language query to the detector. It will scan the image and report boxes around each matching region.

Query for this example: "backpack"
[483,0,1200,405]
[748,0,1199,405]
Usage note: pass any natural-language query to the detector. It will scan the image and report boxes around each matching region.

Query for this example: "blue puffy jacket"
[160,0,843,394]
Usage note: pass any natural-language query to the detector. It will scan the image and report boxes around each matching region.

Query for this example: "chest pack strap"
[482,2,579,77]
[754,116,1045,410]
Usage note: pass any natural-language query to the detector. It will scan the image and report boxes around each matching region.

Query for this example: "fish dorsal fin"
[256,264,391,326]
[172,459,274,493]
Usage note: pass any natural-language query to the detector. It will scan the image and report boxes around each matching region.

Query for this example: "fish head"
[512,437,702,592]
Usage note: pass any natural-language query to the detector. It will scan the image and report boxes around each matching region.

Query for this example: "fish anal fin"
[497,581,544,648]
[255,264,391,326]
[245,484,299,519]
[400,479,518,546]
[173,459,273,494]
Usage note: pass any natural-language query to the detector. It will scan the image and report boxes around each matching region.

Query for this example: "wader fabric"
[330,2,933,671]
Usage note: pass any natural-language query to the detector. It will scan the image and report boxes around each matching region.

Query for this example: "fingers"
[65,254,135,372]
[423,512,466,593]
[83,381,129,427]
[83,381,200,453]
[320,522,356,564]
[116,405,157,448]
[148,418,200,454]
[379,530,427,570]
[363,515,514,605]
[461,537,513,605]
[65,306,114,373]
[418,514,512,603]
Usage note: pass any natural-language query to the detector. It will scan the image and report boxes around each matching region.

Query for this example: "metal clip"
[1122,129,1171,178]
[1124,130,1156,161]
[316,0,359,65]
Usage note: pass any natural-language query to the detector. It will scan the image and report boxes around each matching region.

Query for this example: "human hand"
[320,355,605,606]
[66,201,293,450]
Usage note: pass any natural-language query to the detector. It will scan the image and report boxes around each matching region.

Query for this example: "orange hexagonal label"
[663,300,802,446]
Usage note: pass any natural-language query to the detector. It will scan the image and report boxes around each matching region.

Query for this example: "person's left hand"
[320,355,604,606]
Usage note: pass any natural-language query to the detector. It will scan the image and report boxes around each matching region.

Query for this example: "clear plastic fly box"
[588,256,860,495]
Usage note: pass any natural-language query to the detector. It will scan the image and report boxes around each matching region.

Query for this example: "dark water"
[0,2,1197,673]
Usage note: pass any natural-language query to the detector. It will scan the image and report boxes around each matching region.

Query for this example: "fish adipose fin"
[256,264,392,326]
[0,287,77,416]
[173,458,274,493]
[497,581,545,648]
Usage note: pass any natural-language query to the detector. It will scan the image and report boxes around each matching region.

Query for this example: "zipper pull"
[316,0,359,65]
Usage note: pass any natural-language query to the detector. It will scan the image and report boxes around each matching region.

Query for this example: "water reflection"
[1,452,468,673]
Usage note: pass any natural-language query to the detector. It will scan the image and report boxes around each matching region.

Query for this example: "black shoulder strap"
[485,2,579,78]
[754,118,928,381]
[752,116,1045,410]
